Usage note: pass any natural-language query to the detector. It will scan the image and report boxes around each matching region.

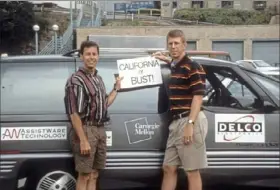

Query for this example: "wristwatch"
[188,119,195,125]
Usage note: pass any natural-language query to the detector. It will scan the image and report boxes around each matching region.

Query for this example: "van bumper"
[0,176,18,190]
[0,158,26,190]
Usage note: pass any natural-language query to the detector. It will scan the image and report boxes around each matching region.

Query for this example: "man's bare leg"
[186,170,202,190]
[86,170,99,190]
[76,173,90,190]
[161,165,178,190]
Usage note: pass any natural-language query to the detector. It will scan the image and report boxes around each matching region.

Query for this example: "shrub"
[173,8,272,25]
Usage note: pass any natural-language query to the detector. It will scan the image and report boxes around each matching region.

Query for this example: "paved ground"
[20,180,279,190]
[110,186,278,190]
[18,175,280,190]
[96,178,279,190]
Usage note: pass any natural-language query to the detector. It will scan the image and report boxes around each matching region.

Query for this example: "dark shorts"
[69,124,107,173]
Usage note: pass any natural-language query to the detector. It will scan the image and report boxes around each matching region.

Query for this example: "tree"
[0,1,36,55]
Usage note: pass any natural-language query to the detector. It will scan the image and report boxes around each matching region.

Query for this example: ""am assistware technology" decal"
[1,126,67,141]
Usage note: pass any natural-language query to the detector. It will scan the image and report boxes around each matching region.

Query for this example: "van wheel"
[25,169,76,190]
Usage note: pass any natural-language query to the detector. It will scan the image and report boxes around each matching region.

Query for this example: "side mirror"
[203,96,209,101]
[263,101,277,113]
[203,96,209,105]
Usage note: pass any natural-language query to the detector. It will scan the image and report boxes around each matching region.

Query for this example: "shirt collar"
[79,66,98,76]
[171,54,190,68]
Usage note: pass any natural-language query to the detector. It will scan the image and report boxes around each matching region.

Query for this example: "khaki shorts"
[163,111,208,172]
[69,125,107,173]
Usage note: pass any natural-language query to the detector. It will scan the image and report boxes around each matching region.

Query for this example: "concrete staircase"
[80,16,92,27]
[270,15,279,25]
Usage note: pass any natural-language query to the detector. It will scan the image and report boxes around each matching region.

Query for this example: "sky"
[31,1,77,9]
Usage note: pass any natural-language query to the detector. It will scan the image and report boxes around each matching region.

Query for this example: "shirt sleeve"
[189,62,206,96]
[99,75,109,107]
[64,77,86,115]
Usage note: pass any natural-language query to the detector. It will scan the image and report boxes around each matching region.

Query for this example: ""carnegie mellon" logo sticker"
[215,114,265,143]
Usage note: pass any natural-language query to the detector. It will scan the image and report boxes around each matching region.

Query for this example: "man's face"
[80,46,99,70]
[167,37,186,59]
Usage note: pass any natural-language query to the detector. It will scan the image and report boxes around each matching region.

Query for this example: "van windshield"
[254,60,272,67]
[248,72,280,100]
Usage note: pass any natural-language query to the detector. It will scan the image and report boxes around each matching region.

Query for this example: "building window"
[221,1,234,8]
[192,1,204,8]
[253,1,267,10]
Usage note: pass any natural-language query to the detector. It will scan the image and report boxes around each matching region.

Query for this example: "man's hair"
[79,40,99,55]
[166,29,186,43]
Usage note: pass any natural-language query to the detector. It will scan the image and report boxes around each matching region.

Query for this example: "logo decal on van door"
[1,126,67,141]
[124,117,160,144]
[215,114,265,143]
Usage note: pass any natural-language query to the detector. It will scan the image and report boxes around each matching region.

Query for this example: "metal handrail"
[94,8,101,27]
[75,7,84,27]
[39,39,54,55]
[39,7,85,55]
[57,25,73,54]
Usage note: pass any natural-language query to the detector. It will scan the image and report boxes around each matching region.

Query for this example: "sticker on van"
[106,131,112,146]
[124,117,160,144]
[215,114,265,143]
[1,126,67,141]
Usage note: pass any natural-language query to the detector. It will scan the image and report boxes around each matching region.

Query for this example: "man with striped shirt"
[64,41,122,190]
[153,30,208,190]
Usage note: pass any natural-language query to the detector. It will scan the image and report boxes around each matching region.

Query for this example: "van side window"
[203,66,259,110]
[227,80,254,99]
[0,61,75,114]
[97,60,169,114]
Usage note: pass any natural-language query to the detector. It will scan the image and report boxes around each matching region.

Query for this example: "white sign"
[1,126,67,141]
[106,131,112,146]
[215,114,265,143]
[117,56,163,89]
[124,117,160,144]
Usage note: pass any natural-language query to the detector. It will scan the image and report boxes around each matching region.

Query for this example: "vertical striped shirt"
[64,67,108,123]
[168,55,206,116]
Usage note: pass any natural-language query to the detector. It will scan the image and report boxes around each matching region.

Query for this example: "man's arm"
[188,95,203,122]
[105,76,123,107]
[152,51,172,64]
[188,63,206,122]
[70,113,87,142]
[65,82,87,142]
[106,88,118,107]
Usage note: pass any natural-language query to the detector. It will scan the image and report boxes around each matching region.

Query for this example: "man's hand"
[115,76,124,90]
[152,51,171,64]
[80,140,91,155]
[183,123,194,145]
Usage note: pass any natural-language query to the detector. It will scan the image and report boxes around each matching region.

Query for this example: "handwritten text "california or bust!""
[118,59,160,85]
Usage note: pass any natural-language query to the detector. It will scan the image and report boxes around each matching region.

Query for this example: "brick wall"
[76,25,279,59]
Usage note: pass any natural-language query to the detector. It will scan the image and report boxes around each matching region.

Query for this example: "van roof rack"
[63,48,167,57]
[99,48,166,51]
[63,48,230,57]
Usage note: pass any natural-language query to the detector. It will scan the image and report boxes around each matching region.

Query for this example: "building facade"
[161,0,279,17]
[175,0,277,10]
